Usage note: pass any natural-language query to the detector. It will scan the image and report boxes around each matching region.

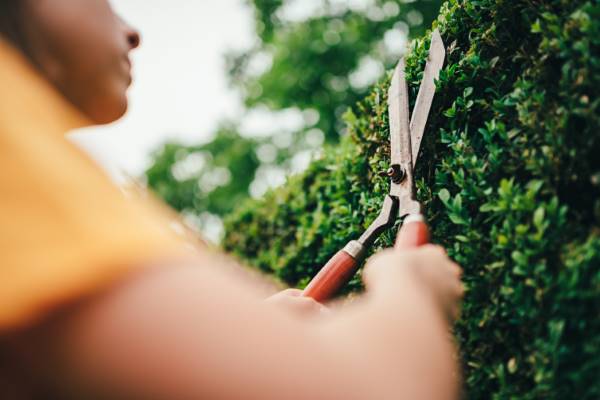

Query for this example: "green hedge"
[223,1,600,398]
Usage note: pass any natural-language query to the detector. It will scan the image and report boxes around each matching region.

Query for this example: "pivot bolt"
[386,164,405,183]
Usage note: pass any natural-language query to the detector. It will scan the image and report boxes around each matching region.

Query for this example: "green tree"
[146,124,260,220]
[145,0,443,226]
[228,0,444,142]
[223,0,600,398]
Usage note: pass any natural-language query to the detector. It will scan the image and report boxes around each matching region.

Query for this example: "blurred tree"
[145,0,443,237]
[229,0,443,142]
[145,124,260,219]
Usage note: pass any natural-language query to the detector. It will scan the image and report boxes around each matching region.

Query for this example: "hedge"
[222,1,600,398]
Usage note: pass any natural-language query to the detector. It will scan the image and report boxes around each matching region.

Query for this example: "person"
[0,0,464,399]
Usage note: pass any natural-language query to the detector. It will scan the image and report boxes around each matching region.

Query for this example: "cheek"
[29,0,130,122]
[33,0,124,68]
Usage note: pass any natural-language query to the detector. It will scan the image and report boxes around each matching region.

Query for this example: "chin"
[88,94,129,125]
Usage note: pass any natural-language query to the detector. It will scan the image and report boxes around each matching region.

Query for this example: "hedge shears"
[303,30,446,302]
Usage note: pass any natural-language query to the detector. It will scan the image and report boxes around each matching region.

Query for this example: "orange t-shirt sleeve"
[0,129,189,330]
[0,40,189,331]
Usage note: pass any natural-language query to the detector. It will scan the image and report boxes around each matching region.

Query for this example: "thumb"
[395,214,430,250]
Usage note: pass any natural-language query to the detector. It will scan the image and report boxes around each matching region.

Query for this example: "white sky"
[71,0,256,178]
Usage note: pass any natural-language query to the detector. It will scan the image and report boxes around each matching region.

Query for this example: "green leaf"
[438,188,451,203]
[507,358,518,374]
[534,207,545,228]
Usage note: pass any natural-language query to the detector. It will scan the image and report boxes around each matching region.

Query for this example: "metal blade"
[388,58,420,216]
[409,29,446,167]
[388,58,412,168]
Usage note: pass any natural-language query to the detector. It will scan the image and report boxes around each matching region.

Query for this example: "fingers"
[285,296,331,317]
[265,289,331,317]
[395,219,430,249]
[363,243,465,323]
[442,269,465,321]
[363,245,446,285]
[279,288,303,297]
[361,248,400,288]
[419,244,448,259]
[293,296,331,315]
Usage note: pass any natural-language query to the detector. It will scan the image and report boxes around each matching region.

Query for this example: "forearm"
[319,280,460,400]
[8,256,459,399]
[21,262,365,399]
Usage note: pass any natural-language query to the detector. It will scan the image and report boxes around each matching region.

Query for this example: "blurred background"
[71,0,442,242]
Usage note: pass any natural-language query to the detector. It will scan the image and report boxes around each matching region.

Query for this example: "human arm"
[4,246,463,400]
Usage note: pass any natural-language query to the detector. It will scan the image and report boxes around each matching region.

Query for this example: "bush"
[223,1,600,398]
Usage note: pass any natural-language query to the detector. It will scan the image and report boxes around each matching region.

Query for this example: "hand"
[265,289,330,317]
[363,245,464,322]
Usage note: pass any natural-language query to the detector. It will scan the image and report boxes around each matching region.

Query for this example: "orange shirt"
[0,39,190,331]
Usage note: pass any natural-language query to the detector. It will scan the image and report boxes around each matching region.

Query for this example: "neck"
[0,38,90,136]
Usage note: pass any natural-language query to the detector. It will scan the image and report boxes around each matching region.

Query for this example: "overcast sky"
[70,0,256,178]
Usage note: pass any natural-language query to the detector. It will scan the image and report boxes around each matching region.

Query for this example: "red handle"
[302,215,428,302]
[395,214,430,250]
[302,250,359,302]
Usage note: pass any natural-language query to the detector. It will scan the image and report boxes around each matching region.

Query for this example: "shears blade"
[387,29,446,217]
[388,58,418,215]
[409,29,446,167]
[388,58,412,168]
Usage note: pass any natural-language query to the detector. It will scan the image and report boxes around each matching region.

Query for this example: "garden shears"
[303,30,446,302]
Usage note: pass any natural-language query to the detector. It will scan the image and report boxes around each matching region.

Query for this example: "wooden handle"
[395,214,430,249]
[302,250,359,302]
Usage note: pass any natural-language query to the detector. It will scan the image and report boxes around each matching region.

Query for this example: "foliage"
[146,124,260,218]
[223,0,600,398]
[229,0,443,142]
[146,0,443,222]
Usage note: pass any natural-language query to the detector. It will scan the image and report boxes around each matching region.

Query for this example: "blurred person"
[0,0,464,399]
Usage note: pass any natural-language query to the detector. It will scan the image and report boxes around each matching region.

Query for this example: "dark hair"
[0,1,29,52]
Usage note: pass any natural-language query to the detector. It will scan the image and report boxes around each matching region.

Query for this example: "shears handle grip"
[395,214,430,249]
[302,249,359,302]
[303,215,429,302]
